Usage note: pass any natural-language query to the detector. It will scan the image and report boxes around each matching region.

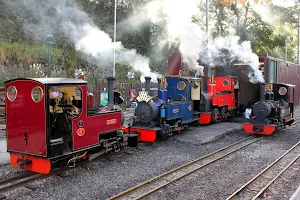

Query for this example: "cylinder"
[260,83,266,102]
[107,77,115,108]
[145,76,151,93]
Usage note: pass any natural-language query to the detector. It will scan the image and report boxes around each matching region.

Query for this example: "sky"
[271,0,296,7]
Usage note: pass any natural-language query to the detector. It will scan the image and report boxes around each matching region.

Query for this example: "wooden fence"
[92,81,159,110]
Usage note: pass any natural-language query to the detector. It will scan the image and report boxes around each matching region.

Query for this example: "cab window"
[48,85,82,118]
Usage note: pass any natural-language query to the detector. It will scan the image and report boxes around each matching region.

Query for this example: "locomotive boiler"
[243,82,295,135]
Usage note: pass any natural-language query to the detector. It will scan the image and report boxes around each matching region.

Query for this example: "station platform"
[175,122,242,145]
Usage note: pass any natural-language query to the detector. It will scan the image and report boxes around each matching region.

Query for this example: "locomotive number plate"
[173,109,179,113]
[107,119,117,125]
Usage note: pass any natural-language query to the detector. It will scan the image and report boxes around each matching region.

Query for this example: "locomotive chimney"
[107,77,115,108]
[145,76,151,93]
[260,82,266,102]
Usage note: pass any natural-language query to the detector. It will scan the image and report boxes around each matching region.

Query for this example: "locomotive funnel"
[107,77,115,108]
[260,82,266,102]
[145,76,151,93]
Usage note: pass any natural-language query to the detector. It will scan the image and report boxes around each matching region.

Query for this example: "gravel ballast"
[1,108,300,200]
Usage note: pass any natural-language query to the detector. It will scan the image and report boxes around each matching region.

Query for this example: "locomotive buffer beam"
[253,125,264,132]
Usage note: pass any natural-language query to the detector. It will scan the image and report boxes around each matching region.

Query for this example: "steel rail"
[0,158,90,194]
[108,136,261,200]
[226,140,300,200]
[251,154,300,200]
[0,172,35,187]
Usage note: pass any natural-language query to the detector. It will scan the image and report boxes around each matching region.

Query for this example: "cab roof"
[166,75,202,81]
[4,78,87,85]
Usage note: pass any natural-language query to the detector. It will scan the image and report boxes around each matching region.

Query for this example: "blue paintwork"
[154,76,194,122]
[165,77,188,101]
[154,100,162,107]
[158,89,168,103]
[164,102,193,121]
[160,107,166,117]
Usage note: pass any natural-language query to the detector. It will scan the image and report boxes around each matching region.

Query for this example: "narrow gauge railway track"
[226,140,300,200]
[0,149,124,195]
[108,136,262,200]
[0,164,82,194]
[0,171,45,194]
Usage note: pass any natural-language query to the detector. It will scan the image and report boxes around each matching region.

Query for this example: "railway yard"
[0,109,299,200]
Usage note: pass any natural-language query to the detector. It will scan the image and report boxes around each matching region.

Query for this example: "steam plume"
[4,0,157,81]
[119,0,264,83]
[202,36,264,83]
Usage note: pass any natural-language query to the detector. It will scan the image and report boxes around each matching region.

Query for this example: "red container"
[168,52,182,76]
[261,55,300,106]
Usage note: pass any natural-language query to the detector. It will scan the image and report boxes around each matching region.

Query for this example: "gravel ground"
[1,107,300,200]
[145,126,300,200]
[1,126,249,200]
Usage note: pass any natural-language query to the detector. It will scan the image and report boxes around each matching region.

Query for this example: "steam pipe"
[260,82,266,102]
[145,76,151,93]
[107,77,115,108]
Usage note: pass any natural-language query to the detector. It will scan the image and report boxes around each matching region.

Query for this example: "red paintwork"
[87,93,95,108]
[243,123,276,135]
[122,127,157,142]
[168,52,182,76]
[6,80,47,157]
[10,153,51,174]
[207,77,238,109]
[199,113,211,124]
[72,85,123,150]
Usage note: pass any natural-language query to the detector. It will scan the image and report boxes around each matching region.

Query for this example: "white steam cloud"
[203,36,264,83]
[119,0,264,83]
[5,0,157,81]
[145,0,205,76]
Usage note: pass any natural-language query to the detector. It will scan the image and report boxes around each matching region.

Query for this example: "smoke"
[4,0,157,81]
[118,0,204,76]
[119,0,264,83]
[149,0,205,76]
[202,36,264,83]
[250,1,279,25]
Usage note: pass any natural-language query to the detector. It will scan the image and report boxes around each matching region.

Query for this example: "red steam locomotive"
[199,76,240,124]
[5,77,137,174]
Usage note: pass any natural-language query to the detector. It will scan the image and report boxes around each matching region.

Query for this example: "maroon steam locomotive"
[5,77,137,174]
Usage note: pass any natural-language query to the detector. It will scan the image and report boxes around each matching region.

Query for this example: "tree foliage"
[0,0,298,84]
